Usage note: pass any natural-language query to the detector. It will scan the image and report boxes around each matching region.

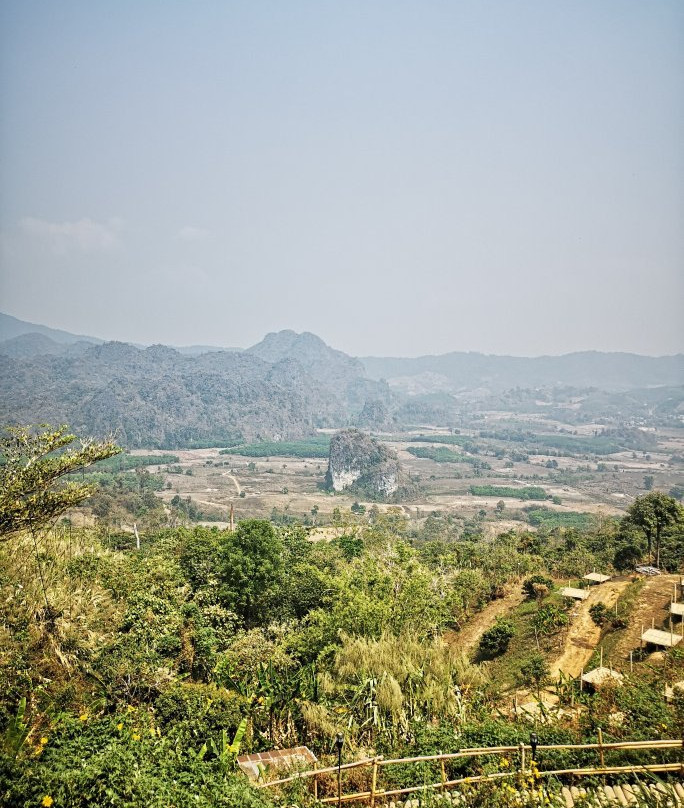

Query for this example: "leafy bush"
[613,543,642,571]
[532,604,569,635]
[479,619,515,657]
[589,602,611,627]
[154,682,247,747]
[522,575,554,599]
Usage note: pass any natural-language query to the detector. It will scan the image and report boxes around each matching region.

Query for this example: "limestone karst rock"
[325,428,413,501]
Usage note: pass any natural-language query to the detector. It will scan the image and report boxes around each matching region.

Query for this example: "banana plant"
[2,698,30,759]
[199,716,248,768]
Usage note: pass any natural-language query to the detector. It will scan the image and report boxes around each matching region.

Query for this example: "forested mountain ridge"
[0,343,353,448]
[1,312,682,448]
[3,311,681,393]
[0,332,95,359]
[247,329,393,413]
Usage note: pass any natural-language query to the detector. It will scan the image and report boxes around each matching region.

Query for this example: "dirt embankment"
[549,573,682,678]
[550,579,630,679]
[610,573,681,662]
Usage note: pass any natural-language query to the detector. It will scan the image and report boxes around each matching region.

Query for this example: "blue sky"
[1,1,682,356]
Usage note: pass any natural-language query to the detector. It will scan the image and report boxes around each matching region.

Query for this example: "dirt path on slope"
[550,579,630,679]
[610,573,680,663]
[446,584,525,656]
[221,473,241,495]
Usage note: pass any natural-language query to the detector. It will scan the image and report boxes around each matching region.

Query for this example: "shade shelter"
[582,573,611,584]
[580,667,624,691]
[560,587,589,601]
[640,628,683,649]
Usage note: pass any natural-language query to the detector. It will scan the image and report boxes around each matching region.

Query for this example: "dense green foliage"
[477,427,656,456]
[470,485,547,500]
[220,437,331,458]
[409,434,479,452]
[407,445,469,462]
[524,507,595,530]
[1,436,682,807]
[91,453,179,472]
[406,445,490,469]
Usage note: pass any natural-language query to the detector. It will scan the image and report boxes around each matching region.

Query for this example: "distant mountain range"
[0,315,392,447]
[361,351,684,394]
[0,312,681,447]
[0,312,105,346]
[0,313,239,356]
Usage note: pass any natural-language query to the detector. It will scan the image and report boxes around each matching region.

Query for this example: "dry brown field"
[128,417,684,530]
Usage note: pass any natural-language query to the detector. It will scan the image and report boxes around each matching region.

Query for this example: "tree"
[623,492,684,568]
[520,653,550,698]
[643,475,654,491]
[613,543,642,572]
[0,424,120,540]
[219,519,283,627]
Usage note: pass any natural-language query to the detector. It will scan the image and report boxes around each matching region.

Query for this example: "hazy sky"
[1,1,683,357]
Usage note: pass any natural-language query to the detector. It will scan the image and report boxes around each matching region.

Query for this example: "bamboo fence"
[256,737,684,805]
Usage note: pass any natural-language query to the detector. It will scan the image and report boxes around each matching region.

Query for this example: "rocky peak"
[325,428,412,501]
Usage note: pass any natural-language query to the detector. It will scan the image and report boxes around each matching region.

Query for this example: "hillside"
[247,329,392,413]
[1,313,683,448]
[0,343,348,448]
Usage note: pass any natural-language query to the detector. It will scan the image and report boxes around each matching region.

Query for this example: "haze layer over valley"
[2,3,683,805]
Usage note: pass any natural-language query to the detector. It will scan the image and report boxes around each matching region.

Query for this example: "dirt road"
[221,473,241,495]
[550,578,630,678]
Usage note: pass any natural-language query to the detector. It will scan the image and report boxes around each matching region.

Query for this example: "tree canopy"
[623,491,684,568]
[219,519,284,627]
[0,424,120,539]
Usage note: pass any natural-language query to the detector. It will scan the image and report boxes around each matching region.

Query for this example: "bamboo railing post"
[597,727,605,768]
[370,757,379,808]
[313,762,318,801]
[519,742,526,775]
[440,753,446,792]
